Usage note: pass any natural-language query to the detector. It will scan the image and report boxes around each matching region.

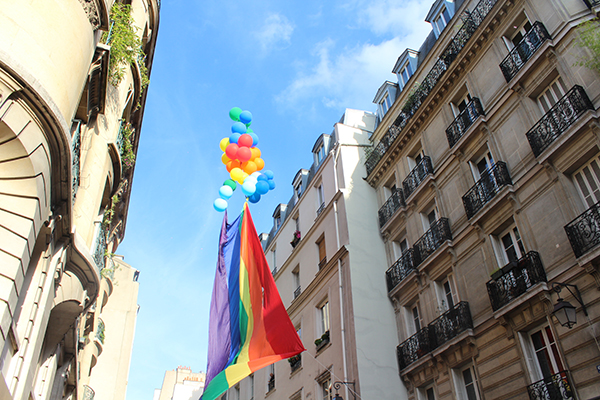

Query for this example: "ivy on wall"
[576,18,600,74]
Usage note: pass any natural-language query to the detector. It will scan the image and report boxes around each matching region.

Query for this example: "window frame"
[317,300,330,337]
[573,153,600,208]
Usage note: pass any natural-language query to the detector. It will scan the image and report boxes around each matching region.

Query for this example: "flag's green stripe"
[202,371,229,400]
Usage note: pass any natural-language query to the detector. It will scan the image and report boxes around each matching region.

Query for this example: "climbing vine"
[576,18,600,74]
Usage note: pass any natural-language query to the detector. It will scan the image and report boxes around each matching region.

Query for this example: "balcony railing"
[315,330,330,351]
[403,157,434,199]
[386,249,417,292]
[414,218,452,265]
[486,251,547,311]
[71,120,82,205]
[379,187,406,228]
[397,325,434,370]
[396,302,473,370]
[564,200,600,258]
[93,232,107,272]
[526,85,594,157]
[267,377,275,392]
[288,354,302,373]
[318,257,327,270]
[294,286,301,299]
[364,0,500,177]
[446,98,485,148]
[463,162,512,219]
[317,202,325,216]
[500,22,551,82]
[527,371,574,400]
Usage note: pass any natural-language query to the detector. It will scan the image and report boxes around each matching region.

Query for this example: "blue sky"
[120,1,433,398]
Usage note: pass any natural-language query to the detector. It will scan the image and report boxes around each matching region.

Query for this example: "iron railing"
[526,85,594,157]
[565,200,600,258]
[364,0,500,176]
[386,249,417,292]
[379,187,406,228]
[527,371,573,400]
[413,218,452,265]
[318,257,327,270]
[289,354,302,373]
[446,98,485,148]
[486,251,547,311]
[463,162,512,219]
[403,157,434,199]
[316,330,330,351]
[93,232,107,272]
[267,377,275,392]
[397,325,434,370]
[500,22,551,82]
[96,318,105,344]
[71,120,82,205]
[294,286,301,299]
[397,302,473,370]
[317,202,325,216]
[386,219,452,293]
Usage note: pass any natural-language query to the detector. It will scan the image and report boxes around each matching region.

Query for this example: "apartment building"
[0,0,158,398]
[154,366,206,400]
[368,0,600,399]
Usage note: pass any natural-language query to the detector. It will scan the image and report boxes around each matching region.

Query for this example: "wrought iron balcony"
[267,376,275,392]
[440,15,478,66]
[396,325,434,370]
[446,98,485,148]
[293,286,301,299]
[486,251,547,311]
[526,85,594,157]
[565,200,600,258]
[379,187,406,228]
[428,301,473,350]
[403,156,434,199]
[413,218,452,265]
[386,249,416,292]
[463,162,512,219]
[318,257,327,270]
[71,120,82,205]
[396,302,472,370]
[527,371,573,400]
[317,202,325,216]
[500,22,551,82]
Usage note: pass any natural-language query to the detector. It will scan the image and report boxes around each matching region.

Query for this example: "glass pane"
[575,172,594,207]
[413,306,421,331]
[584,167,600,203]
[502,233,518,263]
[427,387,436,400]
[539,95,551,113]
[444,281,454,309]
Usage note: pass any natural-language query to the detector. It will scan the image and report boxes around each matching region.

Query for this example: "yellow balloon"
[230,167,244,183]
[255,157,265,171]
[220,137,230,152]
[222,153,231,165]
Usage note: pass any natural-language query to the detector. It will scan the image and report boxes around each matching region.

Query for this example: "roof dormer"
[312,134,331,166]
[425,0,455,38]
[292,169,308,201]
[392,49,419,92]
[373,81,398,122]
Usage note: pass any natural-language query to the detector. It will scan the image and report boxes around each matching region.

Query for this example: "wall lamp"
[551,282,588,329]
[332,381,356,400]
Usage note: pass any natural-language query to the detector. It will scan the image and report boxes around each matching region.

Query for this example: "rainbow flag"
[202,203,305,400]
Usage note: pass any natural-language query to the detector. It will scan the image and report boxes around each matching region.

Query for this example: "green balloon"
[224,179,237,190]
[229,107,242,121]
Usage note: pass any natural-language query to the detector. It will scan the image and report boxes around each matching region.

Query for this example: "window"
[317,237,326,269]
[295,182,303,199]
[469,150,495,181]
[317,184,325,210]
[318,301,330,336]
[408,148,425,170]
[420,204,438,232]
[405,301,422,336]
[292,266,301,299]
[319,376,332,400]
[436,275,458,312]
[452,365,480,400]
[434,7,451,34]
[503,18,533,50]
[573,155,600,208]
[316,143,326,164]
[270,248,277,274]
[537,76,567,114]
[418,385,436,400]
[400,62,414,88]
[379,92,393,116]
[392,238,409,260]
[520,325,566,384]
[451,92,473,118]
[492,225,526,265]
[234,385,240,400]
[267,364,275,392]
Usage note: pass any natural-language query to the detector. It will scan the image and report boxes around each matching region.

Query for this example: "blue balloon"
[256,180,269,195]
[229,133,241,144]
[248,192,261,203]
[264,170,274,179]
[257,173,268,181]
[231,121,247,134]
[268,179,276,190]
[242,180,256,196]
[240,110,253,125]
[249,132,259,146]
[219,185,233,199]
[214,198,227,212]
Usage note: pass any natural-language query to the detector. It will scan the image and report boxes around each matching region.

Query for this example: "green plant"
[102,194,121,229]
[575,18,600,74]
[401,82,421,114]
[120,122,136,170]
[102,4,150,90]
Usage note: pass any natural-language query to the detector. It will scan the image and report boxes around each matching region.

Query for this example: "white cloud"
[275,0,433,114]
[253,13,295,54]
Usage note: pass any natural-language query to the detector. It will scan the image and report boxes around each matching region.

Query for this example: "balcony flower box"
[291,231,301,248]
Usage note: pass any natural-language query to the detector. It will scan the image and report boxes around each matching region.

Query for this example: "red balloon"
[226,143,239,159]
[237,146,252,162]
[238,134,253,148]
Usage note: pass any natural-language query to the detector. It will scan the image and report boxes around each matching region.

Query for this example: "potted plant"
[291,230,301,248]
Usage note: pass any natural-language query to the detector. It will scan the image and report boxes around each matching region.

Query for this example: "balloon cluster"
[213,107,276,212]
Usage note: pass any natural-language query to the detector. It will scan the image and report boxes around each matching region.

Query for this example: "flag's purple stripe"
[226,213,242,366]
[205,212,234,388]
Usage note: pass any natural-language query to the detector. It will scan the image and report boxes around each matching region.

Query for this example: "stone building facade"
[0,0,158,398]
[368,0,600,399]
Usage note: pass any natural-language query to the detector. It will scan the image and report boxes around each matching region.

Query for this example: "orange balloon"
[226,159,241,172]
[243,161,258,174]
[222,153,231,165]
[254,157,265,170]
[250,147,261,160]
